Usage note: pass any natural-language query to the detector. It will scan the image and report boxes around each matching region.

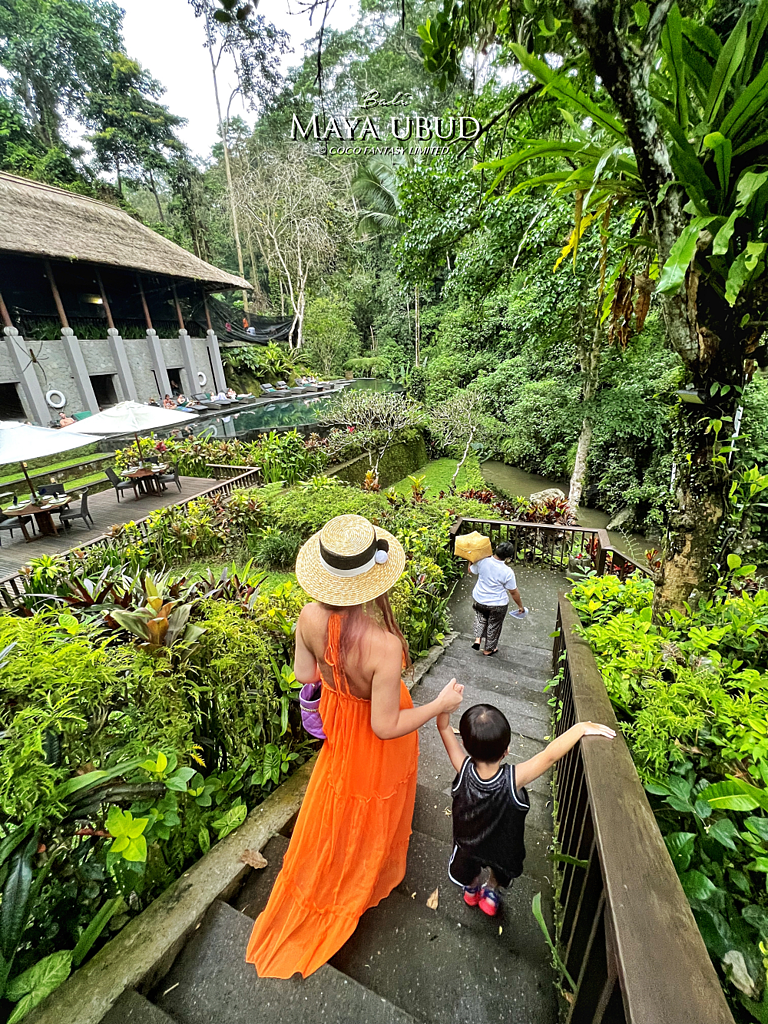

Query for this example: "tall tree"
[0,0,122,148]
[420,0,768,612]
[189,0,289,307]
[84,52,185,216]
[232,145,351,347]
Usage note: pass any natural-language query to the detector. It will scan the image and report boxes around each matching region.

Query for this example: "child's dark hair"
[460,704,511,763]
[495,540,515,561]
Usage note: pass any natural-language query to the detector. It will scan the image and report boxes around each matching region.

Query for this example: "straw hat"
[295,514,406,606]
[454,530,493,563]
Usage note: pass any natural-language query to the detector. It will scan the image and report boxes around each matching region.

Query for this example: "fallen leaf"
[411,892,416,899]
[240,848,268,869]
[498,926,503,935]
[427,887,439,910]
[563,992,575,1005]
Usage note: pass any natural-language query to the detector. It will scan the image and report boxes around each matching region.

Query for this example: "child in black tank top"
[437,703,615,917]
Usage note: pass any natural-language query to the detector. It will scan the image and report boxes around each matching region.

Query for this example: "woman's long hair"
[321,591,411,676]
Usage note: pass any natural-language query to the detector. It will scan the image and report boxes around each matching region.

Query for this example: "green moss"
[331,428,427,488]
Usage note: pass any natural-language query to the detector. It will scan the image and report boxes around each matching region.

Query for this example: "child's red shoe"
[463,885,482,906]
[479,887,501,917]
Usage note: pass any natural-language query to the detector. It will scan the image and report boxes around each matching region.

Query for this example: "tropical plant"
[420,0,768,615]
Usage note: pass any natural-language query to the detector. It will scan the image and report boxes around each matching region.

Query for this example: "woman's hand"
[435,678,464,715]
[580,722,616,739]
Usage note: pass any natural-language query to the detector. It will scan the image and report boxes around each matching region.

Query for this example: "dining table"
[3,494,73,540]
[121,463,169,498]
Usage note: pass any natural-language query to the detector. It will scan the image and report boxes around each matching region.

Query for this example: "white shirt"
[469,557,517,606]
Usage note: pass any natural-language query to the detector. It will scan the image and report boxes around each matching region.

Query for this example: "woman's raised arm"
[370,632,463,740]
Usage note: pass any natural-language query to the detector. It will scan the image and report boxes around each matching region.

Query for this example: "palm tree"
[351,157,423,364]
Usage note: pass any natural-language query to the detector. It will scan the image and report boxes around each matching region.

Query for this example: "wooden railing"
[206,463,259,481]
[552,596,734,1024]
[0,468,262,607]
[448,516,649,578]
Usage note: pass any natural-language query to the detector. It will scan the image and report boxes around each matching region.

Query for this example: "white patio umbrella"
[0,421,103,501]
[61,401,197,464]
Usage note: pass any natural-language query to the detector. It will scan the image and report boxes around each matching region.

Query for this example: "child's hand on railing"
[579,722,616,739]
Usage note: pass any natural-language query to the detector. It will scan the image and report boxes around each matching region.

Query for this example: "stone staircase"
[102,625,559,1024]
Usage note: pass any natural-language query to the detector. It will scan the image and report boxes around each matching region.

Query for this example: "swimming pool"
[186,378,401,439]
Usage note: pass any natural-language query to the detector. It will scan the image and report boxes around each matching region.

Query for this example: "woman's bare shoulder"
[297,601,326,632]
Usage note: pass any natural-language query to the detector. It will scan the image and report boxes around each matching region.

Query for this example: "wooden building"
[0,172,251,423]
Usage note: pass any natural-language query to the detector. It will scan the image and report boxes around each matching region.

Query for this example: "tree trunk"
[569,418,593,510]
[116,159,123,197]
[148,168,165,222]
[205,14,249,313]
[568,315,601,511]
[414,285,420,367]
[566,0,745,612]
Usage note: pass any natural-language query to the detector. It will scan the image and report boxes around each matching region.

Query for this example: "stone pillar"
[61,328,99,414]
[206,329,227,393]
[146,328,171,400]
[4,327,49,425]
[107,328,137,402]
[178,329,200,396]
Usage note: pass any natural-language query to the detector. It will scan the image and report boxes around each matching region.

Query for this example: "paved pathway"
[102,564,568,1024]
[0,477,215,577]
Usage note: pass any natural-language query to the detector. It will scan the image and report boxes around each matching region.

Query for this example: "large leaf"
[662,5,688,131]
[657,217,715,294]
[706,779,768,811]
[704,11,747,126]
[0,828,31,873]
[5,951,72,1024]
[708,817,739,850]
[720,60,768,144]
[725,242,767,306]
[713,209,739,255]
[0,835,38,966]
[110,609,151,641]
[509,45,626,139]
[743,904,768,940]
[53,756,148,800]
[665,831,696,872]
[735,169,768,209]
[703,131,731,198]
[741,0,768,87]
[681,868,718,901]
[71,897,124,969]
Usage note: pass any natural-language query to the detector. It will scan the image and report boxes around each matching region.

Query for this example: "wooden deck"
[0,476,215,577]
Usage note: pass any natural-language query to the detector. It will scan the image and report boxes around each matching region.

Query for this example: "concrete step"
[101,989,176,1024]
[413,678,550,744]
[234,834,291,922]
[154,900,419,1024]
[401,824,553,897]
[443,644,553,685]
[330,886,557,1024]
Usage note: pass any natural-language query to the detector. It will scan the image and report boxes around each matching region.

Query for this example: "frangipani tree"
[421,0,768,613]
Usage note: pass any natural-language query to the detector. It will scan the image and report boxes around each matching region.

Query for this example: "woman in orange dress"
[246,514,464,978]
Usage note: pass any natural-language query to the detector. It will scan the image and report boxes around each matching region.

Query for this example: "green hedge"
[331,429,427,488]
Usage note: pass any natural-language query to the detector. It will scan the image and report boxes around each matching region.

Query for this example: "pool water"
[193,379,400,439]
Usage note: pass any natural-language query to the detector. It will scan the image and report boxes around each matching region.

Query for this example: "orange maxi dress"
[246,613,419,978]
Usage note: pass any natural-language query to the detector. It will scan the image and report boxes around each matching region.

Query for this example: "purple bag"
[299,682,326,740]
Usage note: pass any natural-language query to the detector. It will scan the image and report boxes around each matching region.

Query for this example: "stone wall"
[0,327,230,424]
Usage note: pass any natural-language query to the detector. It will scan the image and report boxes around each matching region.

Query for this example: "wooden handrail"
[553,595,734,1023]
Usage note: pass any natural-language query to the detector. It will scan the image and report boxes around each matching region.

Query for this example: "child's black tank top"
[451,758,530,879]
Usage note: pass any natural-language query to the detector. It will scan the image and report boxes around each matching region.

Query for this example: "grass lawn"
[173,557,296,592]
[0,453,111,485]
[391,456,485,498]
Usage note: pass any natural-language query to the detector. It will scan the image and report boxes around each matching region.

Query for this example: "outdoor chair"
[0,506,22,543]
[156,464,182,493]
[39,484,65,497]
[105,467,137,502]
[59,488,94,531]
[259,383,277,395]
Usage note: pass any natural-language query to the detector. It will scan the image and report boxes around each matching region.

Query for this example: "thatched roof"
[0,173,251,290]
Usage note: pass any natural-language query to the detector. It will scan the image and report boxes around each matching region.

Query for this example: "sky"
[120,0,359,159]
